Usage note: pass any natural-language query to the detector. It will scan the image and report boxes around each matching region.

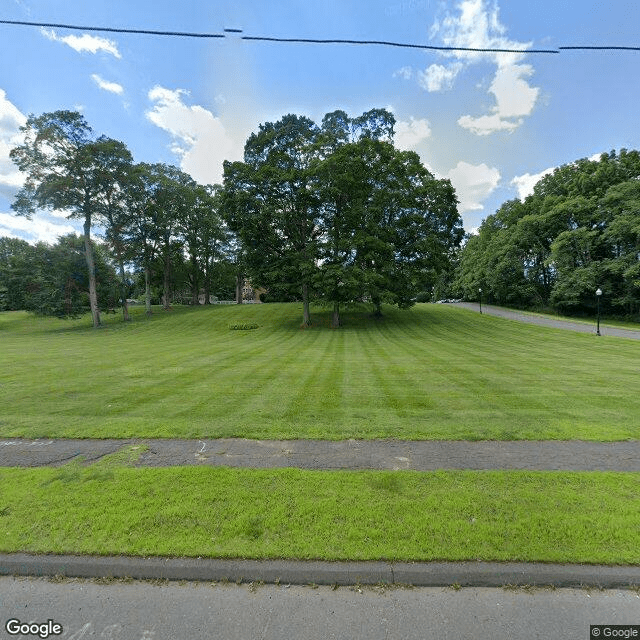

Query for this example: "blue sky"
[1,0,639,243]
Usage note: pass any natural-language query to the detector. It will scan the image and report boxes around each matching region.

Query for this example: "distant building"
[242,281,266,303]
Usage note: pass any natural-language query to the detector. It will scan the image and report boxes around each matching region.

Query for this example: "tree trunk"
[235,274,244,304]
[83,217,101,328]
[163,250,171,310]
[302,282,311,326]
[331,302,340,329]
[116,252,130,322]
[144,266,152,315]
[190,253,200,305]
[372,295,383,318]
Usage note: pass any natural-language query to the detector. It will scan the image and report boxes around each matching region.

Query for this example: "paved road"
[3,437,640,471]
[453,302,640,340]
[2,577,639,640]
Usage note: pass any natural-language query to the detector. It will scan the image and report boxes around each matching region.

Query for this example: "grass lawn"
[1,302,639,440]
[1,461,638,564]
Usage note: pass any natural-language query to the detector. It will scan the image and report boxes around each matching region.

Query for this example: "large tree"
[91,137,136,321]
[313,112,462,326]
[10,111,127,328]
[123,163,190,312]
[222,114,322,324]
[223,108,463,327]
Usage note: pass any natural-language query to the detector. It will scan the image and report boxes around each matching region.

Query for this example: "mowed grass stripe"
[1,466,638,564]
[1,304,639,440]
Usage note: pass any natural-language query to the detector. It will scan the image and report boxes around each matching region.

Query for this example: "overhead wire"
[0,18,639,53]
[0,19,225,39]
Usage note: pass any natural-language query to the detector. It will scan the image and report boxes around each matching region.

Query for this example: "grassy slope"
[1,303,639,440]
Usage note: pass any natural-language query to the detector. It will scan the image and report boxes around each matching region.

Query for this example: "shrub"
[228,322,259,330]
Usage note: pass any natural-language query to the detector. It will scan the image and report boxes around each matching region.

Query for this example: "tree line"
[454,149,640,318]
[2,108,464,328]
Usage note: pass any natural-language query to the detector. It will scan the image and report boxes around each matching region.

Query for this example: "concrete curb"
[2,554,639,589]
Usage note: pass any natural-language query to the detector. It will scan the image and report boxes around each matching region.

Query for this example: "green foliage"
[10,111,136,327]
[228,322,259,330]
[415,291,432,303]
[0,234,118,317]
[223,109,463,327]
[456,149,640,317]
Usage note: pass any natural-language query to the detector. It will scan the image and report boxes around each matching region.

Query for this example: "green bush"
[228,322,259,330]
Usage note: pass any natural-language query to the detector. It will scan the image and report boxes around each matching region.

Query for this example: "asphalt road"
[2,577,639,640]
[452,302,640,340]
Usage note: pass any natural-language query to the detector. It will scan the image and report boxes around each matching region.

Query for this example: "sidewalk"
[3,438,639,586]
[3,437,640,471]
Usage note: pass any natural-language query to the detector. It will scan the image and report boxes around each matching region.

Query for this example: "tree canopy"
[4,107,472,327]
[455,150,640,317]
[223,108,463,326]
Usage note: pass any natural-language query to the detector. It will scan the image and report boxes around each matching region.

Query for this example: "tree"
[91,137,136,321]
[223,108,462,327]
[455,149,640,316]
[0,234,117,317]
[0,237,34,311]
[123,163,190,312]
[313,126,462,325]
[222,114,322,324]
[177,183,224,305]
[10,111,127,328]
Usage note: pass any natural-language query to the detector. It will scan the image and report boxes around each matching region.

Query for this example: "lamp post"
[479,287,483,314]
[595,287,602,336]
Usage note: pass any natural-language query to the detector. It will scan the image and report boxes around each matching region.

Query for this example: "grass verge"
[1,303,639,441]
[1,465,638,564]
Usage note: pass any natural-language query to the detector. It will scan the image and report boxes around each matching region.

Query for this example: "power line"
[1,18,639,54]
[241,35,558,54]
[0,19,225,38]
[559,45,640,52]
[0,18,556,52]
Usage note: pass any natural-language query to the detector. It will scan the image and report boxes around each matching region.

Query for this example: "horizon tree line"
[3,107,465,328]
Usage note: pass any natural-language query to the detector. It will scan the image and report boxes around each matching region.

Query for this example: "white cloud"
[423,0,539,135]
[91,74,124,95]
[511,166,555,200]
[418,62,464,92]
[446,161,500,212]
[41,28,121,58]
[393,66,413,80]
[0,211,75,244]
[394,117,432,150]
[146,86,241,185]
[458,62,539,135]
[0,89,27,200]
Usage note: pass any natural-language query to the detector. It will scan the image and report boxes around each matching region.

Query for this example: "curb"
[2,554,640,588]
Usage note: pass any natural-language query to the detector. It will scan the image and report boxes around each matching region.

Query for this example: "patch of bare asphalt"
[2,438,640,471]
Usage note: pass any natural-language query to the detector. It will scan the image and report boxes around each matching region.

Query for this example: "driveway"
[452,302,640,340]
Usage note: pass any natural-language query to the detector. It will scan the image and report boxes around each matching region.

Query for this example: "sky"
[1,0,639,243]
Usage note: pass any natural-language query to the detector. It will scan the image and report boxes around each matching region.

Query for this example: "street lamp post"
[595,287,602,336]
[479,287,483,314]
